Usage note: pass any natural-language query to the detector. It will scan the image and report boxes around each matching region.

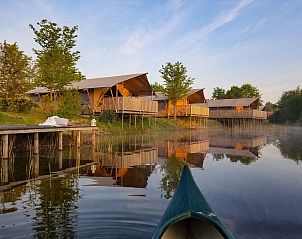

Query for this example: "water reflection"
[32,175,79,239]
[275,128,302,163]
[0,128,302,238]
[0,146,93,188]
[160,156,185,199]
[83,136,158,188]
[208,135,267,165]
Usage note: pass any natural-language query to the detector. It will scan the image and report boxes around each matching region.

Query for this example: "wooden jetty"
[0,125,98,159]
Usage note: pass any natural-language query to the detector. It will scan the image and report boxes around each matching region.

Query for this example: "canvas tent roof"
[151,89,205,103]
[205,97,260,108]
[27,73,153,96]
[258,105,266,111]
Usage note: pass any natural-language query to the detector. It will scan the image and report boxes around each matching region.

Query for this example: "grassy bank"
[0,111,220,133]
[95,116,221,134]
[0,112,47,125]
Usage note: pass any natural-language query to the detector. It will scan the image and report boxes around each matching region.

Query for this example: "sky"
[0,0,301,102]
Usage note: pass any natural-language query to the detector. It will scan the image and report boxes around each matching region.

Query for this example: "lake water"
[0,127,302,238]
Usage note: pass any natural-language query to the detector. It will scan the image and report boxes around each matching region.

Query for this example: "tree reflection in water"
[161,156,185,199]
[275,130,302,163]
[32,174,79,239]
[226,155,256,165]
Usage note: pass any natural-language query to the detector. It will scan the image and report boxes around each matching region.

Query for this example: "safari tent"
[201,97,267,119]
[151,89,209,118]
[27,73,158,115]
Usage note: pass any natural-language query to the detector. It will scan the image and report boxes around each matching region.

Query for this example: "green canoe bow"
[152,165,234,239]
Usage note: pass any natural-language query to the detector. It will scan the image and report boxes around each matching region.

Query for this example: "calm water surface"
[0,127,302,238]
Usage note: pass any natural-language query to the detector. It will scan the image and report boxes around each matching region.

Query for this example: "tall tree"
[240,83,261,98]
[151,82,165,92]
[212,87,226,99]
[214,84,262,100]
[265,102,277,112]
[225,86,241,99]
[0,41,32,99]
[160,61,193,120]
[30,19,84,102]
[270,86,302,123]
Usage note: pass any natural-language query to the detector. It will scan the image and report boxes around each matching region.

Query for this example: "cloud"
[204,0,255,34]
[120,0,185,56]
[177,0,255,48]
[168,0,184,11]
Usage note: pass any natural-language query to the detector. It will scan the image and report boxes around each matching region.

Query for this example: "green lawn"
[0,112,47,125]
[0,111,220,132]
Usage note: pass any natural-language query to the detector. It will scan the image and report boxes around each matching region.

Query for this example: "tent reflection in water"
[152,165,234,239]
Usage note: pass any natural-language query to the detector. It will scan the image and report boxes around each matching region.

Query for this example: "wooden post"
[2,134,9,158]
[134,135,137,149]
[142,114,144,128]
[58,150,63,170]
[149,116,151,127]
[92,130,96,146]
[58,131,63,151]
[129,114,131,128]
[121,113,124,129]
[190,115,192,127]
[76,131,81,148]
[134,115,137,128]
[154,115,156,127]
[76,148,80,175]
[1,159,9,183]
[34,132,39,154]
[33,153,40,177]
[92,145,96,162]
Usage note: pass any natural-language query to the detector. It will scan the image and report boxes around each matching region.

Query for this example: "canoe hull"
[162,217,224,239]
[152,165,234,239]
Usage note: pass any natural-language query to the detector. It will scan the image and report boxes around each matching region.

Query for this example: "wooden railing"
[101,97,158,114]
[168,105,209,117]
[189,105,209,117]
[98,148,158,168]
[209,136,267,148]
[209,109,267,119]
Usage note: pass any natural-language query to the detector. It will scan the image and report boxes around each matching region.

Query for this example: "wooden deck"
[209,109,267,119]
[98,148,158,168]
[160,105,209,117]
[158,140,208,157]
[209,136,267,148]
[101,97,158,115]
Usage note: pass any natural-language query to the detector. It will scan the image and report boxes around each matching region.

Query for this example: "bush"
[99,110,118,124]
[56,89,82,119]
[40,94,58,114]
[269,86,302,124]
[0,98,36,113]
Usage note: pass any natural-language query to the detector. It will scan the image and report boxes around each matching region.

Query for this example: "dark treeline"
[212,84,261,100]
[269,87,302,124]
